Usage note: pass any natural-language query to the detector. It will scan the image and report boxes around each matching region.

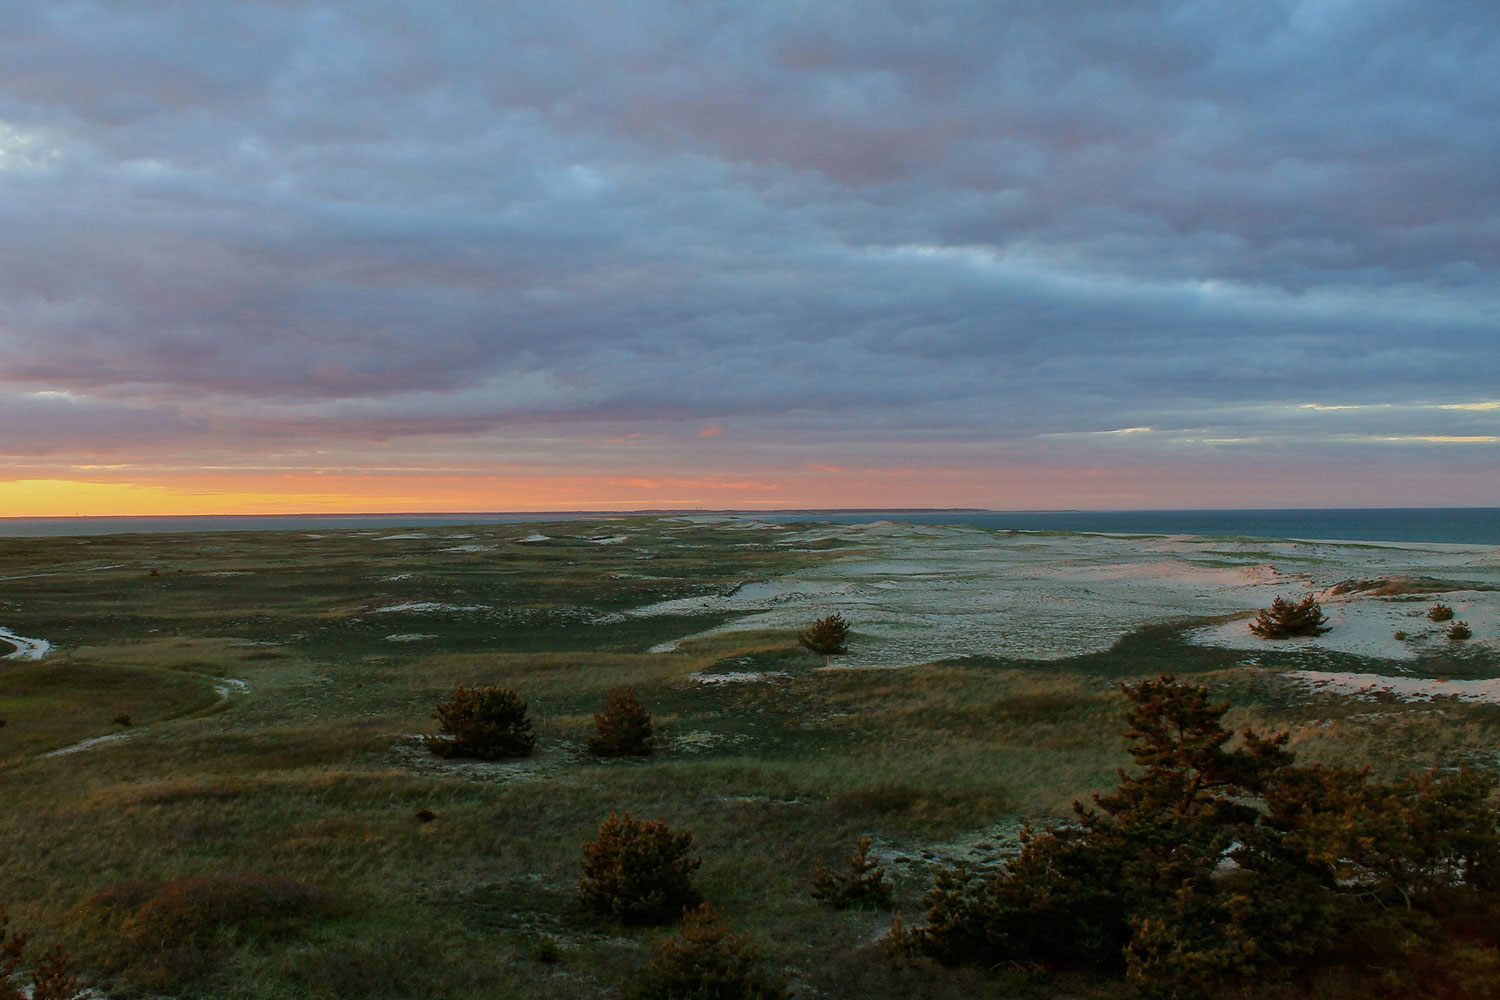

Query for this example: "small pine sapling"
[1248,595,1330,638]
[810,835,893,911]
[1428,603,1455,622]
[431,685,537,759]
[799,612,850,656]
[589,687,655,757]
[579,813,702,924]
[632,904,789,1000]
[1448,621,1473,641]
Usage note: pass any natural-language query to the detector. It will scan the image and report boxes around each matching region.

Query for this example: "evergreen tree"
[589,687,655,757]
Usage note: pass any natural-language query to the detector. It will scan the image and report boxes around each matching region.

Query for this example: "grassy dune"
[1,519,1497,998]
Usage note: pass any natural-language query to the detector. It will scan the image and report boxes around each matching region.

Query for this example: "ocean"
[0,508,1497,545]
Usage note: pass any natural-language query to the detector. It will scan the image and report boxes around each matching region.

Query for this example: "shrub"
[899,675,1500,997]
[1394,630,1408,641]
[1449,621,1473,641]
[78,874,335,990]
[579,813,702,924]
[1248,595,1330,638]
[798,613,850,655]
[811,836,893,911]
[1,905,81,1000]
[1429,603,1456,622]
[632,904,789,1000]
[431,685,536,759]
[589,687,655,757]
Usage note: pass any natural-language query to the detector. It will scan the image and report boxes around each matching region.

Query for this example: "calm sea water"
[1,508,1498,545]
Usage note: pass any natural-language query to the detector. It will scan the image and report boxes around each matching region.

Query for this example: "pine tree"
[1248,595,1330,638]
[810,836,893,910]
[589,687,655,757]
[632,904,789,1000]
[431,685,537,759]
[579,813,702,924]
[798,613,850,656]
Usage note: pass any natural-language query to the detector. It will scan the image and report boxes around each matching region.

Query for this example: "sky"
[1,0,1497,515]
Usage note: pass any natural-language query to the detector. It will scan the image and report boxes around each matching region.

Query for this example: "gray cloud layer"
[1,1,1496,497]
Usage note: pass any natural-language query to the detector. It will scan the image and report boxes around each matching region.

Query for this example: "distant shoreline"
[1,507,1498,545]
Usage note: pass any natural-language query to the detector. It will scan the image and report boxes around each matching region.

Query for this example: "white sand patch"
[626,526,1500,666]
[376,533,430,540]
[647,641,680,653]
[384,573,415,581]
[385,633,439,643]
[589,535,628,545]
[519,533,551,543]
[205,571,250,576]
[1190,588,1499,661]
[373,601,488,613]
[1290,670,1500,704]
[441,544,494,552]
[0,627,50,660]
[688,670,790,685]
[392,737,581,781]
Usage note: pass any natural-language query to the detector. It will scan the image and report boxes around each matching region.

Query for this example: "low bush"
[431,685,537,759]
[1429,603,1456,622]
[2,904,79,1000]
[810,836,893,911]
[1248,595,1330,638]
[798,613,850,655]
[632,904,789,1000]
[588,687,655,757]
[578,813,702,925]
[1449,621,1473,641]
[76,874,335,990]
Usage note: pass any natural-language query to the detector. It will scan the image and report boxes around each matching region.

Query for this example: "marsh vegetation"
[0,517,1497,998]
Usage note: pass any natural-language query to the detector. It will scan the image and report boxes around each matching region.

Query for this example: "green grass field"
[2,519,1497,999]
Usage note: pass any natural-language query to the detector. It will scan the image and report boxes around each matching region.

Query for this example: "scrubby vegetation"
[633,904,789,1000]
[0,517,1495,999]
[1429,602,1456,622]
[2,905,79,1000]
[1248,595,1330,638]
[1450,621,1474,641]
[430,684,537,759]
[798,613,850,655]
[579,813,703,925]
[589,686,655,756]
[895,675,1500,998]
[810,836,892,911]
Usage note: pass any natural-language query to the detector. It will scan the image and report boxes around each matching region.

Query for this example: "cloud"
[0,0,1495,503]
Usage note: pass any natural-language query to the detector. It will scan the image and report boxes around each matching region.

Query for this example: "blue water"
[0,508,1497,545]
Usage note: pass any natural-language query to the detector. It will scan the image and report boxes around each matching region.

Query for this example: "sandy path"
[0,626,51,660]
[44,674,252,758]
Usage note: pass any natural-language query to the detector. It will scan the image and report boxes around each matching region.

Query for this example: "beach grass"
[1,518,1497,998]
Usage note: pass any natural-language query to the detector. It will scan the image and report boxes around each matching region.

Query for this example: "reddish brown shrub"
[431,685,537,759]
[632,904,789,1000]
[588,687,655,757]
[579,813,701,924]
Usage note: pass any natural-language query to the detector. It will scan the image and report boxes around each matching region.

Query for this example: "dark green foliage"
[578,813,702,925]
[1449,620,1473,641]
[589,687,655,757]
[632,904,790,1000]
[1248,594,1330,638]
[431,685,537,759]
[798,613,850,655]
[1429,602,1455,622]
[810,836,893,911]
[77,874,335,990]
[903,674,1500,998]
